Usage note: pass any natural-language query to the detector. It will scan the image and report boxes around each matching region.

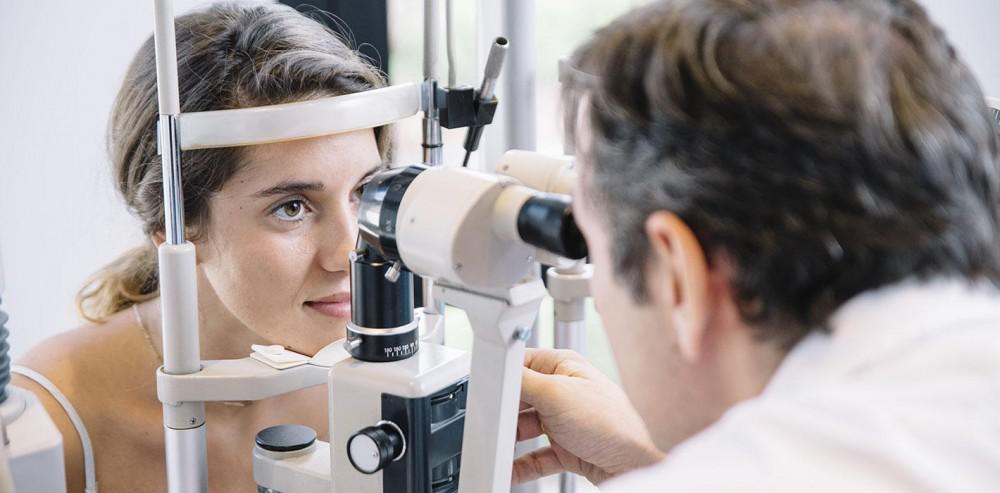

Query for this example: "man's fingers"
[520,366,555,411]
[516,408,544,442]
[524,348,585,375]
[511,446,565,485]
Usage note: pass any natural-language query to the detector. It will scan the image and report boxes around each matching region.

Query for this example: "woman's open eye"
[271,199,310,222]
[350,183,365,204]
[352,173,376,203]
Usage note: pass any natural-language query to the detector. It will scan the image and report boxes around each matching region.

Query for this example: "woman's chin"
[278,319,346,356]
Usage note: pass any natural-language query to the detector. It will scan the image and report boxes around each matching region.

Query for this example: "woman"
[13,3,388,491]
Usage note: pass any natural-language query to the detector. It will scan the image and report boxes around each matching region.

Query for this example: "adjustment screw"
[384,262,403,283]
[513,326,533,342]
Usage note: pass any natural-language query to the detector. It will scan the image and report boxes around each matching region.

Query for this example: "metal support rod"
[504,0,536,152]
[556,58,586,492]
[554,320,586,354]
[422,96,443,165]
[164,424,208,493]
[153,2,207,492]
[502,1,540,491]
[423,0,443,165]
[446,0,457,87]
[422,0,446,348]
[548,262,591,493]
[153,0,184,245]
[424,0,440,81]
[159,115,185,245]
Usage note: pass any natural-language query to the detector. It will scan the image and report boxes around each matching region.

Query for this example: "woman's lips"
[305,300,352,319]
[305,293,352,319]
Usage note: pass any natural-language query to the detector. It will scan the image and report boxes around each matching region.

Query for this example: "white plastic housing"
[156,359,331,403]
[253,441,330,493]
[4,387,66,493]
[329,342,469,493]
[178,83,422,150]
[495,150,586,268]
[434,281,547,493]
[158,242,201,375]
[395,167,536,290]
[153,0,181,115]
[495,150,576,195]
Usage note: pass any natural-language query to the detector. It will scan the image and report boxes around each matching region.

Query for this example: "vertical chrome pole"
[422,0,447,332]
[422,0,443,166]
[153,1,207,492]
[500,1,542,491]
[504,0,536,154]
[548,263,591,493]
[553,57,586,493]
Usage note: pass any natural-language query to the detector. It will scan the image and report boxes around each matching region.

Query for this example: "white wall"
[0,0,998,359]
[0,0,214,357]
[921,0,1000,98]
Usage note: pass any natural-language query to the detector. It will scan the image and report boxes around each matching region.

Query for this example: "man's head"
[567,0,1000,451]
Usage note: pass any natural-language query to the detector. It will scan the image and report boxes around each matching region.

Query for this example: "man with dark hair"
[514,0,1000,490]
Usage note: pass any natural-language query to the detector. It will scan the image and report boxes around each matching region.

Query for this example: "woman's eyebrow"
[253,181,326,198]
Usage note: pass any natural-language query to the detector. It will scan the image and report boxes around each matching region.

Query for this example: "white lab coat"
[602,278,1000,492]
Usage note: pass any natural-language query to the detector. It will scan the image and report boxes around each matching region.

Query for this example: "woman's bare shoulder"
[12,308,161,492]
[15,308,162,412]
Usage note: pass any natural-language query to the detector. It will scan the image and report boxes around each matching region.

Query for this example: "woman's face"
[196,129,381,355]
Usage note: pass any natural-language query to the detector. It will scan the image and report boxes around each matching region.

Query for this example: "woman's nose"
[316,208,357,273]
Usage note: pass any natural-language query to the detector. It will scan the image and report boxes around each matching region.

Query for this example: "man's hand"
[513,348,665,485]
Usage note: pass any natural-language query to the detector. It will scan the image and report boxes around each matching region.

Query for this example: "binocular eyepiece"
[347,162,587,363]
[357,165,587,265]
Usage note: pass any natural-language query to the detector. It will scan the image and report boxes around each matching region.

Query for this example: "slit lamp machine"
[0,0,594,492]
[148,0,593,490]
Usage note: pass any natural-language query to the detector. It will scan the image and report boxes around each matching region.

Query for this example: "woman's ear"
[644,211,710,362]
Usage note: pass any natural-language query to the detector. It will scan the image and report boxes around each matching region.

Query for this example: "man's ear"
[644,211,710,362]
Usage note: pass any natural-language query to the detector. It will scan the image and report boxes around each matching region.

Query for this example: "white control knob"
[347,421,406,474]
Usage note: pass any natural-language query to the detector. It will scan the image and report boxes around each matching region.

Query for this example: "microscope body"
[254,152,585,493]
[330,342,469,493]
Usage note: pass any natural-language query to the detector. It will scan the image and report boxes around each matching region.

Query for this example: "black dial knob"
[347,421,406,474]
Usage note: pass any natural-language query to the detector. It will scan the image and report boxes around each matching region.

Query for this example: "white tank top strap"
[12,365,98,493]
